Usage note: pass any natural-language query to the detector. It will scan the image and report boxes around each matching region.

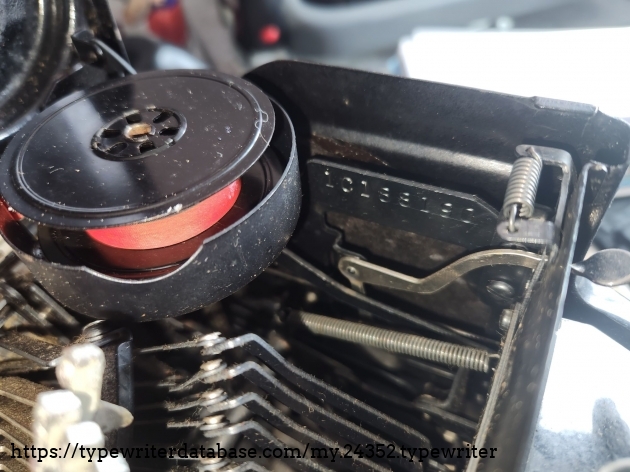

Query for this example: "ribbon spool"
[86,179,241,250]
[0,69,300,320]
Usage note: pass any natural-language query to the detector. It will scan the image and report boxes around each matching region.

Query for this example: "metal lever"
[72,30,136,77]
[139,333,432,456]
[571,248,630,287]
[567,275,630,351]
[338,249,544,295]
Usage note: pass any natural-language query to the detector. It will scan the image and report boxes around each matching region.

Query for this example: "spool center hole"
[124,122,153,141]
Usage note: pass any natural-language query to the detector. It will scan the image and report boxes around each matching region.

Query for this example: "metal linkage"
[169,392,391,472]
[144,389,286,472]
[338,249,544,296]
[139,332,225,355]
[497,145,573,246]
[293,312,492,373]
[169,360,421,472]
[138,332,432,471]
[502,146,543,233]
[164,388,228,412]
[279,250,482,347]
[0,282,50,328]
[0,252,78,330]
[167,414,335,472]
[201,333,432,451]
[72,30,137,77]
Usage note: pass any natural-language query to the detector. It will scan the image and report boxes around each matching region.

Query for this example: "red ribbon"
[87,179,241,250]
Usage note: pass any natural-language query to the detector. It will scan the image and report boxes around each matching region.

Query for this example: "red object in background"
[148,1,187,46]
[259,24,281,45]
[87,179,241,250]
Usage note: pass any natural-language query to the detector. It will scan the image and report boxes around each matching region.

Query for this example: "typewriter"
[0,1,628,472]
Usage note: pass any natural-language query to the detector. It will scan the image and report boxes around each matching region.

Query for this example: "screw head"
[487,280,515,300]
[346,266,359,277]
[201,359,224,372]
[202,389,225,400]
[199,333,222,343]
[203,415,225,425]
[201,414,227,432]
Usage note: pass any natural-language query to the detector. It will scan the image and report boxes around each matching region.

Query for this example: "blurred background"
[107,0,630,89]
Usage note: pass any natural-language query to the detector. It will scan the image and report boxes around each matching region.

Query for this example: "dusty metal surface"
[0,377,50,406]
[0,332,63,368]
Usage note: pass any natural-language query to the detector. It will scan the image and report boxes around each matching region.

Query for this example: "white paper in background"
[398,28,630,118]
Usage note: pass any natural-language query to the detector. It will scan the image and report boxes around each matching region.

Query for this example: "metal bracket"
[496,219,558,246]
[338,249,544,295]
[515,145,573,230]
[497,145,573,246]
[309,158,500,250]
[72,30,136,77]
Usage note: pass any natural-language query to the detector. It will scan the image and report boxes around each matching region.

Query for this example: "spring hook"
[502,147,543,233]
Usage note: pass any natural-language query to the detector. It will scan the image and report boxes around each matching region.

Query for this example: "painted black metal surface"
[246,60,630,260]
[244,61,630,472]
[72,29,137,78]
[0,0,73,141]
[468,163,599,472]
[309,159,499,249]
[0,70,275,229]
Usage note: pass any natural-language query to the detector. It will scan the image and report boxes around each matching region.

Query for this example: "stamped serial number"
[323,168,477,224]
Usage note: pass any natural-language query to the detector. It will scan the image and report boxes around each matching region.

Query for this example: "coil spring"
[296,312,491,372]
[502,147,543,232]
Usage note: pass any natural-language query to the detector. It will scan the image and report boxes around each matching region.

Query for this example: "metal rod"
[293,312,491,373]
